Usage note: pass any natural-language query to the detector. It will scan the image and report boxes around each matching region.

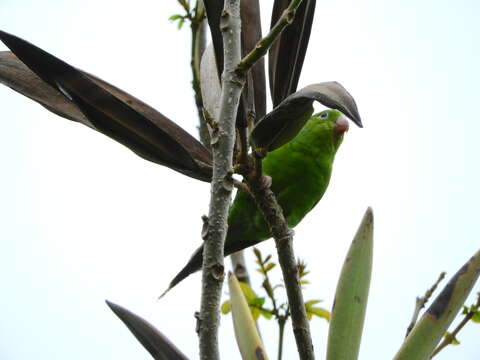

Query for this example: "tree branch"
[246,175,315,360]
[198,1,243,359]
[226,0,314,356]
[198,0,311,357]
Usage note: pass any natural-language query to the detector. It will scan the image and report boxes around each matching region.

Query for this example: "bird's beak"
[334,114,349,136]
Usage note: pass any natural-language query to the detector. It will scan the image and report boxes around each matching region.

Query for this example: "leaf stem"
[278,318,287,360]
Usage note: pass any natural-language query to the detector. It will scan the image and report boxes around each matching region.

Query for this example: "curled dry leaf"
[0,30,212,182]
[269,0,317,107]
[251,81,363,152]
[105,300,189,360]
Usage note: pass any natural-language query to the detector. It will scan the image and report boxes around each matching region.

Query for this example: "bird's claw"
[258,175,272,190]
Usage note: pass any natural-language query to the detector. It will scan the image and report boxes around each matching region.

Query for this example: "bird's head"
[311,109,350,151]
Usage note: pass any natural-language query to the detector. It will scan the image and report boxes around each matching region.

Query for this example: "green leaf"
[327,208,374,360]
[259,308,273,320]
[169,14,183,21]
[305,300,321,307]
[177,18,185,29]
[299,271,310,278]
[471,310,480,323]
[305,300,330,322]
[309,307,330,321]
[253,248,262,261]
[221,300,231,314]
[250,297,266,308]
[264,263,276,272]
[444,332,460,345]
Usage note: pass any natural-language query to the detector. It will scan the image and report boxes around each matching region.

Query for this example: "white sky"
[0,0,479,359]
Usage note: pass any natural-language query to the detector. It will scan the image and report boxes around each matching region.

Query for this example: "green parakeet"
[162,109,350,295]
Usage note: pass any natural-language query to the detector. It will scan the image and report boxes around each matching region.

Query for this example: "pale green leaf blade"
[228,273,269,360]
[326,207,374,360]
[393,249,480,360]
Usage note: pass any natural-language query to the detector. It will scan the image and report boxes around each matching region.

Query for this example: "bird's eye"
[320,112,329,119]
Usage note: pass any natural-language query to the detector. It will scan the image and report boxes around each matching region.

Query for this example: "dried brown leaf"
[0,31,212,181]
[269,0,317,106]
[240,0,266,119]
[106,300,189,360]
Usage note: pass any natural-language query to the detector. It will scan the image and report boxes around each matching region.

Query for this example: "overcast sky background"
[1,0,479,359]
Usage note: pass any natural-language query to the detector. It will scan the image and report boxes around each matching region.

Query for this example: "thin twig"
[406,272,446,337]
[237,125,249,165]
[430,294,480,358]
[190,2,210,148]
[257,253,280,316]
[256,249,288,358]
[198,1,243,359]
